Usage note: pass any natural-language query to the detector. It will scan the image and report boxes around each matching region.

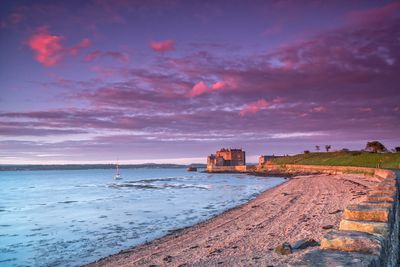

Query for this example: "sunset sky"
[1,0,399,164]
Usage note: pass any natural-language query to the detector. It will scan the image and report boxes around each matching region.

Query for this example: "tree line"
[304,141,400,154]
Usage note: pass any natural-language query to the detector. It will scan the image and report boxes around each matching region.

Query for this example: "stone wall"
[207,165,247,173]
[260,164,399,266]
[257,163,377,176]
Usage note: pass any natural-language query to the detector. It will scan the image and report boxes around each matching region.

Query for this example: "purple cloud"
[1,1,400,163]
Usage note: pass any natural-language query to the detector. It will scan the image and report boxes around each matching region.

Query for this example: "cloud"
[188,81,226,97]
[28,28,64,66]
[28,28,91,66]
[150,39,175,52]
[6,3,400,162]
[357,107,372,113]
[311,106,326,113]
[345,2,400,25]
[69,38,91,55]
[85,50,129,63]
[239,99,269,116]
[262,24,282,37]
[1,11,24,28]
[269,132,327,139]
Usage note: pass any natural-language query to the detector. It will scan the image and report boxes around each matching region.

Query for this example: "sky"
[0,0,399,164]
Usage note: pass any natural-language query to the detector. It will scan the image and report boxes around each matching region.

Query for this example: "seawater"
[0,167,285,266]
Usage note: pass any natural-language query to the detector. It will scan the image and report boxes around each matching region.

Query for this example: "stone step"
[320,230,383,255]
[367,190,395,197]
[343,204,390,222]
[380,178,397,185]
[339,219,388,236]
[371,184,397,192]
[367,193,395,203]
[360,201,392,209]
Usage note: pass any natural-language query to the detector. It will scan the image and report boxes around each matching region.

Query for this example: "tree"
[365,141,387,153]
[315,145,320,152]
[325,145,331,152]
[304,150,310,154]
[394,147,400,153]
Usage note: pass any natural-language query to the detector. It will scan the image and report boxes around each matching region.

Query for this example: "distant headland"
[0,163,196,171]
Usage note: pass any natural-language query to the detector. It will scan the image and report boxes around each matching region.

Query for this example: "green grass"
[270,151,400,169]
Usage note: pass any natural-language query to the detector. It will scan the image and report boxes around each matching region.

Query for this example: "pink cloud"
[272,97,286,103]
[28,29,64,67]
[345,2,400,25]
[28,28,91,67]
[239,99,269,116]
[311,106,326,113]
[357,107,372,113]
[188,81,226,97]
[211,81,226,90]
[69,38,91,55]
[150,39,175,52]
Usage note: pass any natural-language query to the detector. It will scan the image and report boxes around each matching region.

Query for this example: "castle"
[207,148,246,172]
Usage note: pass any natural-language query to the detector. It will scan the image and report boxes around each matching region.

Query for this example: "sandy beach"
[88,173,380,267]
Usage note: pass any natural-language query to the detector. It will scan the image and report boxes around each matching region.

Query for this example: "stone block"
[368,190,395,197]
[380,178,397,185]
[320,230,383,255]
[360,201,392,209]
[343,204,390,222]
[371,184,397,192]
[367,193,395,203]
[339,219,388,236]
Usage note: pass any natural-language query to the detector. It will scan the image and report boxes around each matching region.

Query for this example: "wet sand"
[88,174,379,267]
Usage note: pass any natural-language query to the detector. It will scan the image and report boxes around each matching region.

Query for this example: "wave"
[126,177,181,183]
[109,181,210,190]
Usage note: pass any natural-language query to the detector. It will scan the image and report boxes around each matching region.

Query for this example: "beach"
[88,173,379,266]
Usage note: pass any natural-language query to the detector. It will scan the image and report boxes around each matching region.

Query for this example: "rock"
[328,209,342,214]
[163,255,173,262]
[292,238,320,250]
[322,225,334,229]
[275,242,292,255]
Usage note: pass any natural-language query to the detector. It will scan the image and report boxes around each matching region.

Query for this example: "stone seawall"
[259,164,399,266]
[258,163,377,176]
[207,165,247,173]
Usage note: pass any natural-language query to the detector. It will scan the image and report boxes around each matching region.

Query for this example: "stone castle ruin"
[207,148,246,172]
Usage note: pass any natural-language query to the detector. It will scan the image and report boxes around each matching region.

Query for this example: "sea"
[0,167,285,267]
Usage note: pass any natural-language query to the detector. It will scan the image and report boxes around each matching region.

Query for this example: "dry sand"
[88,174,379,267]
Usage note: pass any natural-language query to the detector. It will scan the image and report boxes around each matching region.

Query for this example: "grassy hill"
[270,151,400,169]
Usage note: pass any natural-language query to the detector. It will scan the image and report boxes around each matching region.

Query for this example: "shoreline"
[87,172,378,266]
[86,174,289,266]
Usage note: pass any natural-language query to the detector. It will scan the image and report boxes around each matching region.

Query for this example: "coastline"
[87,172,378,267]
